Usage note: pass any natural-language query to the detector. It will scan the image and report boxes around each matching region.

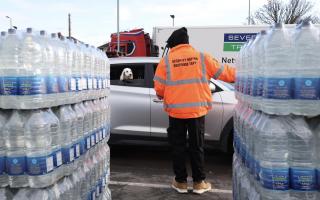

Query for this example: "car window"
[216,80,234,91]
[110,63,146,87]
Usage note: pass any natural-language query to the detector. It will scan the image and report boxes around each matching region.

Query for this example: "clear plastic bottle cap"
[8,28,16,34]
[274,23,284,29]
[260,30,267,35]
[40,30,46,36]
[26,27,33,33]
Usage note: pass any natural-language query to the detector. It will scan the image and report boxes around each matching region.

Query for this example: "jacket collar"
[170,44,193,52]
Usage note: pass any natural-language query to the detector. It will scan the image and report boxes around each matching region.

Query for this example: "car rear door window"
[110,64,147,87]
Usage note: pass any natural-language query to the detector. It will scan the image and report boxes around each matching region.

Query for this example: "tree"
[251,0,320,24]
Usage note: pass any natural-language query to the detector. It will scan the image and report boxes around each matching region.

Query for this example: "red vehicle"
[102,28,158,57]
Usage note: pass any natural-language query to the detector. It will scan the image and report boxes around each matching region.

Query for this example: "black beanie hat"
[166,27,189,48]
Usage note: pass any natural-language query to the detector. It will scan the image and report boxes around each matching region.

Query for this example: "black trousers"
[167,116,206,183]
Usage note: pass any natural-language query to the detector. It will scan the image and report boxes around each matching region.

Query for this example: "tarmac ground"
[109,144,233,200]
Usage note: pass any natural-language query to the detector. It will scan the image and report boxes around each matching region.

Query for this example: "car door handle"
[153,99,163,103]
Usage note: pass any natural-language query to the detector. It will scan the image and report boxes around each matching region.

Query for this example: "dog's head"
[120,68,133,81]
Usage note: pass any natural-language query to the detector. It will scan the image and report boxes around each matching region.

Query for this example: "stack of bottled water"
[0,28,109,110]
[233,22,320,200]
[0,28,111,200]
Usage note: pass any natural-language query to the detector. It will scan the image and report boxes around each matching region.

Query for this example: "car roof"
[109,56,161,64]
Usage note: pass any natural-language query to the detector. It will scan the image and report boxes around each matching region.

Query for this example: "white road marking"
[109,181,232,194]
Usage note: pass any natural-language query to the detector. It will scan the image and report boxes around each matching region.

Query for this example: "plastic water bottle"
[65,38,77,104]
[57,36,71,106]
[4,110,28,188]
[38,31,59,108]
[72,40,84,101]
[0,28,23,109]
[53,105,74,176]
[257,115,289,200]
[0,111,8,187]
[251,30,267,111]
[25,109,54,188]
[19,28,48,109]
[84,101,95,148]
[310,117,320,200]
[44,108,64,181]
[49,34,68,106]
[287,116,317,199]
[82,44,91,101]
[292,21,320,116]
[72,103,86,160]
[66,105,80,168]
[252,112,265,194]
[245,38,256,106]
[262,23,293,115]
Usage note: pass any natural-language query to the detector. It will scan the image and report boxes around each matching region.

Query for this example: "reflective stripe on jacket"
[154,44,235,119]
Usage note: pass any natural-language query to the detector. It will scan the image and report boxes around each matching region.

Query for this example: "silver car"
[109,57,237,152]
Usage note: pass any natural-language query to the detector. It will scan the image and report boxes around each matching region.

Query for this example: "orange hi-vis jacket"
[154,44,236,119]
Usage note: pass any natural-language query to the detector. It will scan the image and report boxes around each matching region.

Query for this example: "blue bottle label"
[249,155,255,175]
[254,159,260,181]
[73,143,80,158]
[93,78,97,89]
[85,135,91,150]
[62,146,74,164]
[27,155,54,175]
[91,188,96,200]
[98,77,102,89]
[46,76,59,94]
[88,77,93,90]
[18,76,47,95]
[245,152,250,169]
[290,168,316,191]
[58,76,70,93]
[264,78,293,99]
[99,128,103,141]
[6,156,26,175]
[52,149,62,168]
[247,77,252,95]
[98,178,103,193]
[91,132,96,147]
[252,77,263,97]
[102,127,106,139]
[0,156,5,174]
[82,77,88,90]
[70,77,77,91]
[260,167,289,190]
[95,131,99,144]
[101,78,105,89]
[80,138,86,155]
[317,169,320,190]
[1,77,19,95]
[294,78,320,100]
[71,76,82,91]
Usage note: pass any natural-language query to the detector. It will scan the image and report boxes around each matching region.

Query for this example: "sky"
[0,0,319,47]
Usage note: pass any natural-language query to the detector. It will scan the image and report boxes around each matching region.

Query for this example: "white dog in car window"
[120,68,133,81]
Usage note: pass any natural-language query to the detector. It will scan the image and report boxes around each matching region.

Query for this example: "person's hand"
[157,95,163,100]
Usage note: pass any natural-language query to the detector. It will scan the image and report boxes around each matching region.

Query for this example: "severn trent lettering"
[224,33,257,42]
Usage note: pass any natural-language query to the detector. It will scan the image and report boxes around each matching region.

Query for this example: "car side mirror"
[209,82,216,93]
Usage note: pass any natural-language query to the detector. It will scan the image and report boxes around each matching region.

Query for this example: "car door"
[110,63,150,136]
[150,64,223,141]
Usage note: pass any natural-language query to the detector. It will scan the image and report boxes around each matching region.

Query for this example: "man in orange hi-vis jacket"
[154,27,235,195]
